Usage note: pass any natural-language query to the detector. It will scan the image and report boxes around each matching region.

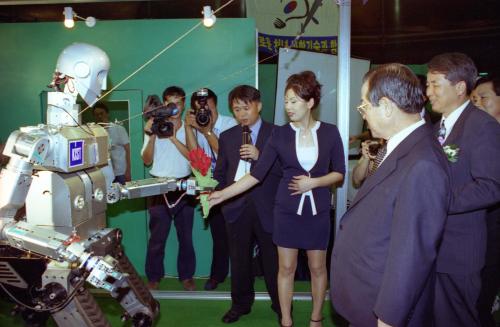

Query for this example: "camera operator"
[185,88,237,291]
[141,86,197,291]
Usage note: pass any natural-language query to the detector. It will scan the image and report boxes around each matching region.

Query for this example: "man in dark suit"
[213,85,281,323]
[426,53,500,327]
[474,76,500,327]
[331,63,451,326]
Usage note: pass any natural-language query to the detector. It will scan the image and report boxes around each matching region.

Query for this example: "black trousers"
[207,206,229,282]
[145,193,196,282]
[477,208,500,327]
[225,201,280,314]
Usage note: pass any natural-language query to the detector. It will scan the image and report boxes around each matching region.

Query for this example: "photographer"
[185,88,236,291]
[141,86,197,291]
[352,138,385,189]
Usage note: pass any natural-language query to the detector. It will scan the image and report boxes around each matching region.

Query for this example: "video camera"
[193,88,211,127]
[143,95,179,138]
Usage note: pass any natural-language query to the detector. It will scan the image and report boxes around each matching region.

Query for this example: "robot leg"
[41,263,112,327]
[86,229,159,326]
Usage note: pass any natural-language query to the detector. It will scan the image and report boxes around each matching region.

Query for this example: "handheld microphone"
[242,125,251,145]
[242,125,252,162]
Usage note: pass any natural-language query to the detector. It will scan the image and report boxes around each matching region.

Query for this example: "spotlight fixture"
[63,7,96,29]
[63,7,75,28]
[202,6,216,28]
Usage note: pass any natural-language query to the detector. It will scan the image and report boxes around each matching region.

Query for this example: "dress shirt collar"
[441,100,469,140]
[420,107,426,119]
[383,119,426,164]
[289,120,321,133]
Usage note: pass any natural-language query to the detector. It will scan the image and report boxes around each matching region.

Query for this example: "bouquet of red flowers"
[188,148,218,218]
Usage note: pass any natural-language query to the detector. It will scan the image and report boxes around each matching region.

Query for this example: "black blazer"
[213,120,281,233]
[250,122,345,217]
[435,103,500,274]
[331,124,451,326]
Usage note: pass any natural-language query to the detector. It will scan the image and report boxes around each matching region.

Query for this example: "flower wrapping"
[442,144,460,163]
[188,148,218,218]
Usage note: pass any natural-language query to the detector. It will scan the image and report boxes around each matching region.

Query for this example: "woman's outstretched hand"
[208,190,225,208]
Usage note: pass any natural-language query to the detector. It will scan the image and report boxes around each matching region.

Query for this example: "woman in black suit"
[210,71,345,327]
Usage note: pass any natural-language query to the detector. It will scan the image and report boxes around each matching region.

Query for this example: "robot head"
[56,43,110,106]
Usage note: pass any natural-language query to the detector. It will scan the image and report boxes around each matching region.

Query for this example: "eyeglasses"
[356,102,369,115]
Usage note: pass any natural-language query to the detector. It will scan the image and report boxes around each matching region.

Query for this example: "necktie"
[250,128,256,145]
[368,144,387,175]
[437,119,446,145]
[209,128,218,172]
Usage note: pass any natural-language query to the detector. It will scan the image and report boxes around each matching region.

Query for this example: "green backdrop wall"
[0,18,257,277]
[258,64,278,122]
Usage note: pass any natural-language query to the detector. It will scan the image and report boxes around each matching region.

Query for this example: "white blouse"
[290,121,321,216]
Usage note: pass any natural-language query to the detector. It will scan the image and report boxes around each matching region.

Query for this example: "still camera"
[194,88,211,127]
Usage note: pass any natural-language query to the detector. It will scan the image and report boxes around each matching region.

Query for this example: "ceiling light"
[202,6,216,28]
[63,7,96,29]
[63,7,74,28]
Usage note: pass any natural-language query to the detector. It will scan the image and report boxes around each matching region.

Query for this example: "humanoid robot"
[0,43,199,326]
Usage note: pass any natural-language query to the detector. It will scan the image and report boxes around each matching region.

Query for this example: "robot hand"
[83,254,127,294]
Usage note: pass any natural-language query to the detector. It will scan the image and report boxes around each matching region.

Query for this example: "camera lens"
[158,121,173,137]
[368,143,381,156]
[196,109,211,127]
[152,119,174,138]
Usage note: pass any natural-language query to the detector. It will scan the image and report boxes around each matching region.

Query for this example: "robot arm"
[106,176,212,203]
[4,176,210,287]
[0,129,50,220]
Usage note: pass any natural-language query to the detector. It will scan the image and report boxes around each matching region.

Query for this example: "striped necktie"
[368,144,387,175]
[437,119,446,145]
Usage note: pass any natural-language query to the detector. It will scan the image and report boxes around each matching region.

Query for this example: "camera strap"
[196,129,218,171]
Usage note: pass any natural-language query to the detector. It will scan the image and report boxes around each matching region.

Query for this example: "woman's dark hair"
[285,71,322,109]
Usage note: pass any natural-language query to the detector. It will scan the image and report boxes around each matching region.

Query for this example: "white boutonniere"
[443,144,460,163]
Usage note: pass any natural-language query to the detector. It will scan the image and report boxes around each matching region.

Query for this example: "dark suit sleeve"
[330,125,346,176]
[373,160,449,325]
[213,132,228,190]
[451,120,500,213]
[250,128,279,182]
